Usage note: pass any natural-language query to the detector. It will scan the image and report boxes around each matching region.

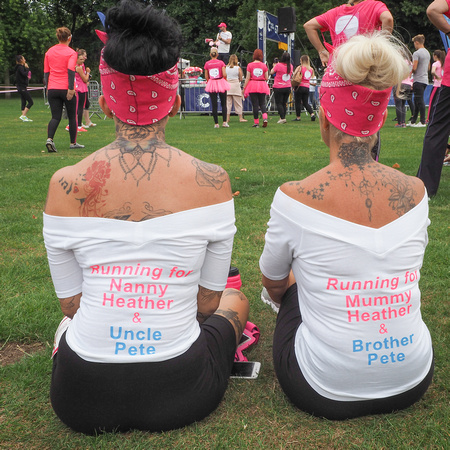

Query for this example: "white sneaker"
[277,119,286,124]
[52,316,72,358]
[214,124,219,128]
[222,122,230,128]
[261,287,280,313]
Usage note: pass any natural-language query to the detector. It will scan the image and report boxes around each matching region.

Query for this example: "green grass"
[0,93,449,448]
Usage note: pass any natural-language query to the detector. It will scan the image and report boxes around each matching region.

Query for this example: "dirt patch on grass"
[0,342,46,366]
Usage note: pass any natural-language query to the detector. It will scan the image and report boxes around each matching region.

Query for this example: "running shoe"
[262,119,268,128]
[261,287,280,313]
[46,138,57,153]
[69,143,85,149]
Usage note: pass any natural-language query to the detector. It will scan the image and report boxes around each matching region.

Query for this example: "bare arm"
[59,293,81,318]
[243,71,251,91]
[427,0,450,32]
[262,273,292,304]
[76,65,90,83]
[304,18,329,66]
[222,65,227,79]
[196,286,221,323]
[380,11,394,33]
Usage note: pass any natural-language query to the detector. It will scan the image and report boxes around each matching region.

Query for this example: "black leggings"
[50,315,236,434]
[411,82,427,124]
[47,89,78,143]
[294,86,314,117]
[273,283,434,420]
[273,88,291,120]
[77,92,87,127]
[249,92,267,119]
[209,91,227,124]
[17,87,33,111]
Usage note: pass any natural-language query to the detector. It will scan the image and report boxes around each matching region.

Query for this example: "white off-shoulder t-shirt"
[44,200,235,363]
[260,189,433,401]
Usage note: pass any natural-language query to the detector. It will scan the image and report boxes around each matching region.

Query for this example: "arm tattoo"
[191,159,227,190]
[196,311,212,324]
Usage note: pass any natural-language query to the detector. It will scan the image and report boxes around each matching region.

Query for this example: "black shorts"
[51,315,236,434]
[273,284,434,420]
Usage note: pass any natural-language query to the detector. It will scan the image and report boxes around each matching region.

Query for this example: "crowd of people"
[7,0,446,436]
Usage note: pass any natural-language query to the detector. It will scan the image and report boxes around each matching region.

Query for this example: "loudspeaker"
[278,7,296,33]
[293,49,301,66]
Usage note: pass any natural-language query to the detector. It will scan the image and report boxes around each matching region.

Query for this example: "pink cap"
[218,22,227,28]
[320,66,391,137]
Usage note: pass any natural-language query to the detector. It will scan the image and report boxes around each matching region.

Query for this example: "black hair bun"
[103,0,183,76]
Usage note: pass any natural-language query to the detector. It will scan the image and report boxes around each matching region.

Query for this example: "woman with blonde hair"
[225,54,247,123]
[260,33,433,420]
[204,46,230,128]
[292,55,316,121]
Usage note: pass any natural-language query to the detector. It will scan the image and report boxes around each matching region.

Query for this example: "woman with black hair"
[270,51,292,124]
[15,55,33,122]
[44,0,248,434]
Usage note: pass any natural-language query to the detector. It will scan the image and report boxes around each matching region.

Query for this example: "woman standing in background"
[15,55,33,122]
[270,51,293,124]
[225,54,247,123]
[243,49,270,128]
[204,47,230,128]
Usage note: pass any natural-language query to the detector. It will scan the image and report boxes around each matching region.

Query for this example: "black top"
[15,64,30,88]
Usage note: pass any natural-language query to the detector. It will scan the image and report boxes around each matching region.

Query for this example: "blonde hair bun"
[333,32,411,91]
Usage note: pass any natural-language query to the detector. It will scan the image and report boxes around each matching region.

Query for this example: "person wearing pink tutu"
[204,47,230,128]
[243,49,270,128]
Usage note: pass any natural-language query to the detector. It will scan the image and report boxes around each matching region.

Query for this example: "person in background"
[66,49,89,134]
[309,73,318,111]
[394,61,414,128]
[260,33,433,421]
[408,34,430,127]
[417,0,450,196]
[44,0,248,435]
[44,27,84,152]
[226,54,247,123]
[216,22,232,64]
[15,55,33,122]
[270,51,293,124]
[304,0,393,66]
[292,55,316,122]
[204,47,230,128]
[427,49,445,122]
[243,49,270,128]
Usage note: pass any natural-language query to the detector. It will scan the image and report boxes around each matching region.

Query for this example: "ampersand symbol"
[133,312,142,323]
[379,323,388,334]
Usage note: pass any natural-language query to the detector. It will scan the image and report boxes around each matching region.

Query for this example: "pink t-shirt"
[432,61,442,87]
[300,66,314,88]
[44,44,78,90]
[204,59,226,80]
[247,61,268,80]
[442,0,450,87]
[272,62,293,89]
[316,0,389,48]
[75,64,89,93]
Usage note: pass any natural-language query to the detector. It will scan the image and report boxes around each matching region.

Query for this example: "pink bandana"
[96,30,178,125]
[320,66,391,137]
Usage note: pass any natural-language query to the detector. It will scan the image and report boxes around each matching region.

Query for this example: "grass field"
[0,93,448,449]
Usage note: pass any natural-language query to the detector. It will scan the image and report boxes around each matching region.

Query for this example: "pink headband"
[96,30,178,125]
[320,66,391,137]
